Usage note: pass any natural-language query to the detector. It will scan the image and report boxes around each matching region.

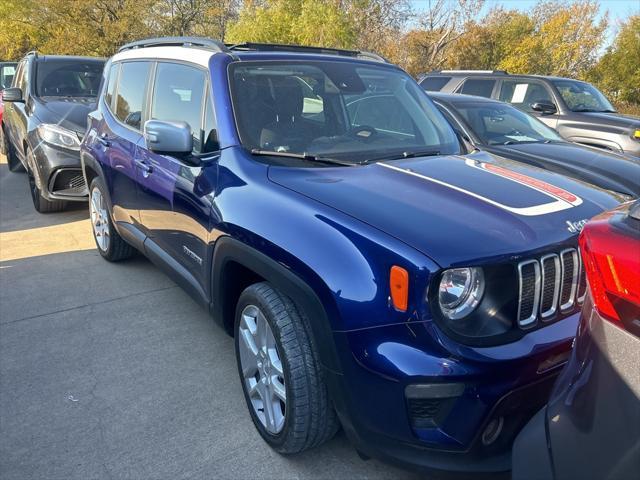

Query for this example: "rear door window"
[150,62,207,152]
[420,76,451,91]
[115,61,151,130]
[499,80,554,113]
[457,78,496,98]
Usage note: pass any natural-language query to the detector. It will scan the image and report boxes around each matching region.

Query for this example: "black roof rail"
[117,37,229,54]
[226,42,387,62]
[430,69,509,75]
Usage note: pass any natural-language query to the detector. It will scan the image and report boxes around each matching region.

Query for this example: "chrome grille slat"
[576,253,587,304]
[539,254,560,319]
[559,249,579,311]
[517,260,541,328]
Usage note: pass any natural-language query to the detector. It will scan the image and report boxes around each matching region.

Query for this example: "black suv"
[2,52,105,212]
[419,70,640,159]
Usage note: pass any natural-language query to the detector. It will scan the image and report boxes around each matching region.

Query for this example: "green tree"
[225,0,357,48]
[589,15,640,108]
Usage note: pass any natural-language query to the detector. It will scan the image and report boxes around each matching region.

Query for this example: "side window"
[150,62,206,152]
[499,80,554,113]
[457,78,496,98]
[202,93,219,153]
[104,63,119,110]
[0,64,16,89]
[115,61,150,130]
[420,76,451,92]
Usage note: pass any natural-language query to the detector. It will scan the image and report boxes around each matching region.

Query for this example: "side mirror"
[2,87,23,103]
[531,102,557,115]
[144,120,192,155]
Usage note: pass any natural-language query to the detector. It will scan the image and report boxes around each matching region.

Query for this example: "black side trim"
[115,222,145,252]
[210,236,342,375]
[144,237,209,308]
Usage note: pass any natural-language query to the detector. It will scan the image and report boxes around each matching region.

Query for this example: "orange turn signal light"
[390,265,409,312]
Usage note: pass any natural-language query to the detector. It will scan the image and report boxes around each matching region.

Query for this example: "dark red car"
[513,200,640,479]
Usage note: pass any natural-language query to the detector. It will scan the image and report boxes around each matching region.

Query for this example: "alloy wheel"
[238,304,287,434]
[90,187,110,252]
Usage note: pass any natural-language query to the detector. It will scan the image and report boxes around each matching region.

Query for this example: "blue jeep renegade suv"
[81,37,621,474]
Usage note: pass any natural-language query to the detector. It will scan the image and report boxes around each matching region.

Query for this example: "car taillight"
[578,202,640,334]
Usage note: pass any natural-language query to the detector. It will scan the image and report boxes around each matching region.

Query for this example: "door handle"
[135,159,153,178]
[97,133,110,147]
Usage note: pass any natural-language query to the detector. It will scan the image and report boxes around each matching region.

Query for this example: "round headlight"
[438,267,485,320]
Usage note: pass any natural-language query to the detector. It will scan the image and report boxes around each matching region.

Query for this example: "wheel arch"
[211,236,343,374]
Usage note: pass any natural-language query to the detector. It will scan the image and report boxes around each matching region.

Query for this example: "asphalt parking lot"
[0,156,424,480]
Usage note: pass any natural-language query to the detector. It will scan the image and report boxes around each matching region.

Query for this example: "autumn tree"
[446,8,534,70]
[499,0,608,77]
[398,0,484,75]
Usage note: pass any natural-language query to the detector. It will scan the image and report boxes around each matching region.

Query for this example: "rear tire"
[26,148,65,213]
[89,177,136,262]
[234,282,339,454]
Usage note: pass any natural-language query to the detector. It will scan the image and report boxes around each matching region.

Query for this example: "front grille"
[49,169,87,196]
[517,248,580,328]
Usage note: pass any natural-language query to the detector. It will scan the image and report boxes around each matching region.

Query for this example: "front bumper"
[326,313,578,474]
[31,141,87,202]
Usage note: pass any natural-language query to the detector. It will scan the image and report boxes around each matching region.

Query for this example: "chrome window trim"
[540,253,561,320]
[517,259,541,328]
[559,248,579,311]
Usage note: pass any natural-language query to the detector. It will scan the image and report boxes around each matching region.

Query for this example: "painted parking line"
[0,219,95,262]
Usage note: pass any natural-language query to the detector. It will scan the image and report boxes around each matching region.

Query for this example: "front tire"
[89,177,136,261]
[234,282,339,454]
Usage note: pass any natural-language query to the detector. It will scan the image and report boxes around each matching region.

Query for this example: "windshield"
[36,60,104,98]
[229,61,460,164]
[452,102,564,145]
[553,80,615,113]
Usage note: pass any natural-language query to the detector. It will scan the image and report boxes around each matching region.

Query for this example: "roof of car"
[29,54,104,63]
[424,70,582,83]
[113,37,390,68]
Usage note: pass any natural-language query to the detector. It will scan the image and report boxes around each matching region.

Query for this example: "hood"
[34,96,96,136]
[483,142,640,198]
[578,111,640,129]
[268,151,622,267]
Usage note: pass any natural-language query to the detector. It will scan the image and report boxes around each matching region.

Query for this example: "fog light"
[481,416,504,445]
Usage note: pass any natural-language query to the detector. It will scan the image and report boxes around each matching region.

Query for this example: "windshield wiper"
[359,149,441,164]
[250,149,355,166]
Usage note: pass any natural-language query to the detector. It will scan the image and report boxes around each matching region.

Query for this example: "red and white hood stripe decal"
[379,159,583,217]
